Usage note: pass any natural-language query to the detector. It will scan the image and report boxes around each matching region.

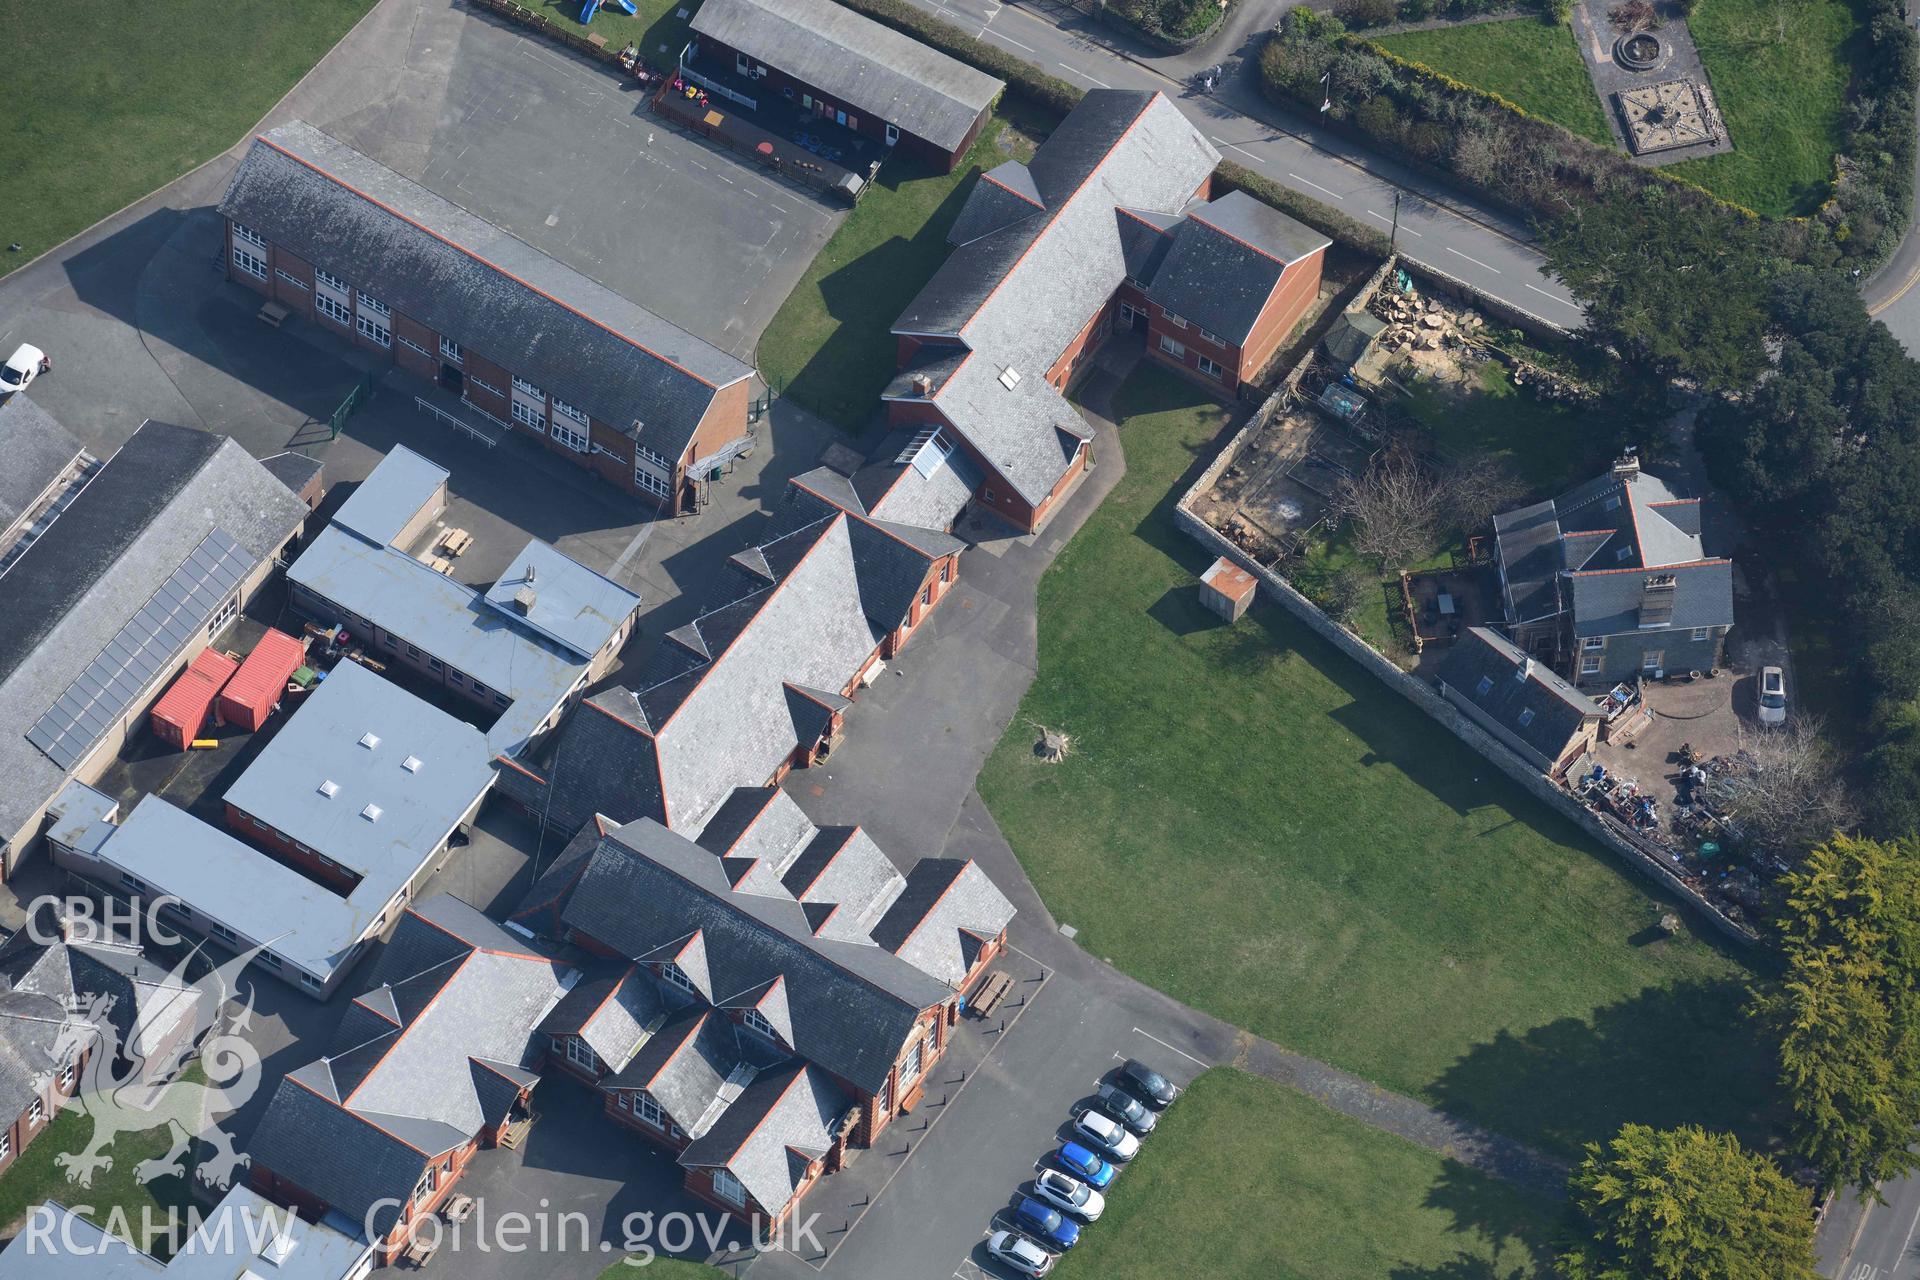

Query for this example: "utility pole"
[1389,190,1401,255]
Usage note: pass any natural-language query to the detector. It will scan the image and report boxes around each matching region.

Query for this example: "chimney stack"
[1612,449,1641,481]
[910,373,933,397]
[1518,656,1534,683]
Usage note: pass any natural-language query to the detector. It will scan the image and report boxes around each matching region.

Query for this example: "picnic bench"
[426,555,456,577]
[438,528,474,556]
[256,300,291,329]
[969,969,1013,1018]
[402,1231,439,1268]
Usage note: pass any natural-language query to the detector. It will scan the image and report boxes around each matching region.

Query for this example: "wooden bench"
[970,970,1013,1018]
[439,528,474,556]
[256,300,291,329]
[426,555,457,577]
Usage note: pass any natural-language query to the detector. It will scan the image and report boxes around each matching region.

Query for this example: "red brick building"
[217,121,755,514]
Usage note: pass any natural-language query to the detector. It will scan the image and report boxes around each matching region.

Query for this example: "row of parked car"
[984,1058,1181,1277]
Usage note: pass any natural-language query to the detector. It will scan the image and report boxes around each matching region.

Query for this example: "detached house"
[1493,454,1733,688]
[888,90,1327,533]
[1437,627,1603,777]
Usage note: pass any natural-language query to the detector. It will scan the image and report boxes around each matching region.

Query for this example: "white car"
[0,344,47,394]
[1032,1168,1105,1221]
[985,1229,1055,1277]
[1072,1108,1141,1161]
[1758,666,1788,726]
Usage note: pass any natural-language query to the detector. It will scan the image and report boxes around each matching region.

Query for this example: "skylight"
[317,780,339,798]
[358,732,381,750]
[998,366,1022,390]
[402,755,423,773]
[361,803,383,822]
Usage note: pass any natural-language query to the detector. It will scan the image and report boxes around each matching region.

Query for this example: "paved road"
[905,0,1586,326]
[1820,1173,1920,1280]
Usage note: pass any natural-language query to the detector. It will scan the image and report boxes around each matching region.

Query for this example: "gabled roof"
[0,393,84,540]
[1436,628,1600,767]
[690,0,1002,153]
[948,163,1045,247]
[678,1061,844,1216]
[537,964,666,1070]
[1145,190,1329,346]
[870,858,1014,985]
[218,122,751,462]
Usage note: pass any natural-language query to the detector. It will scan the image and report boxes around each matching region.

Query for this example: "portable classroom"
[216,629,306,732]
[150,649,240,750]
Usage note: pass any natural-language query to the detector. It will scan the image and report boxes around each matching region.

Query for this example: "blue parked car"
[1015,1197,1080,1250]
[1054,1142,1116,1189]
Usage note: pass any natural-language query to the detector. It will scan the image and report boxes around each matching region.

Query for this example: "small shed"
[150,648,241,750]
[217,628,308,732]
[1321,307,1386,370]
[1199,557,1258,622]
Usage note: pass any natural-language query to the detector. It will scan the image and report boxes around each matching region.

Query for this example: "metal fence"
[328,373,375,440]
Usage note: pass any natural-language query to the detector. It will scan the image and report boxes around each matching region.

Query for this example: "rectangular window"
[550,418,588,453]
[661,962,696,994]
[1165,312,1188,329]
[427,657,444,671]
[552,398,589,427]
[208,593,239,637]
[300,973,324,991]
[440,337,463,364]
[633,467,673,500]
[1582,636,1604,651]
[232,247,267,280]
[1580,656,1602,675]
[356,291,389,318]
[120,873,148,893]
[233,223,267,250]
[1642,651,1664,672]
[512,375,544,398]
[1158,335,1186,360]
[275,269,309,291]
[1,1133,11,1161]
[711,1168,746,1208]
[315,294,352,326]
[314,268,350,294]
[467,375,502,397]
[615,1091,631,1111]
[446,671,464,687]
[1196,355,1224,379]
[511,398,546,431]
[58,1064,74,1091]
[900,1038,924,1086]
[1198,327,1224,346]
[28,1100,43,1128]
[209,922,239,943]
[262,951,282,968]
[398,334,432,358]
[742,1008,779,1043]
[493,693,511,708]
[637,1092,666,1128]
[1517,708,1536,727]
[356,314,391,348]
[1690,627,1711,642]
[565,1037,600,1072]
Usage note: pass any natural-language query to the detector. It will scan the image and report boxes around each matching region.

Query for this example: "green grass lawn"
[757,112,1038,431]
[1055,1069,1560,1280]
[0,0,377,279]
[597,1259,728,1277]
[1404,360,1627,492]
[1669,0,1866,216]
[537,0,697,67]
[0,1094,199,1257]
[977,363,1775,1161]
[1373,19,1612,145]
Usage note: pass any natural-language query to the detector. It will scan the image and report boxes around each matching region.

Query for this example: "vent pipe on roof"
[526,564,536,584]
[1519,657,1534,683]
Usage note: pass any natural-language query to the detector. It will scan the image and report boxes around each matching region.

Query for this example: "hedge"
[1821,0,1918,266]
[1105,0,1228,47]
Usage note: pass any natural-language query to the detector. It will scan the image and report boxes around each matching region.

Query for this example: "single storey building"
[1437,627,1603,777]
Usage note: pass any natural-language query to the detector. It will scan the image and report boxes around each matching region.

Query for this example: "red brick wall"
[688,380,752,470]
[224,802,364,894]
[465,352,513,417]
[1146,308,1242,391]
[272,248,315,311]
[1238,247,1326,383]
[392,311,441,382]
[1044,297,1113,390]
[589,420,634,490]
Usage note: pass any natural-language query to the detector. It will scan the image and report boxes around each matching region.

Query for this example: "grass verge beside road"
[758,112,1039,431]
[1372,19,1612,145]
[1054,1069,1559,1280]
[0,0,377,279]
[977,363,1774,1160]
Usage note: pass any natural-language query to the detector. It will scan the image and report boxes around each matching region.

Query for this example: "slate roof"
[538,964,665,1070]
[0,394,84,539]
[0,422,305,848]
[870,858,1014,985]
[679,1061,843,1215]
[690,0,1002,153]
[246,897,572,1237]
[608,1007,757,1136]
[1115,207,1177,284]
[790,428,982,535]
[948,164,1044,247]
[1146,190,1328,346]
[1492,461,1733,638]
[1437,628,1600,768]
[259,451,327,504]
[218,123,751,462]
[893,92,1220,504]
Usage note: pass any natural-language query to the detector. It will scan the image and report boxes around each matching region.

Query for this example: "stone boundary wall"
[1395,258,1573,342]
[1175,261,1756,946]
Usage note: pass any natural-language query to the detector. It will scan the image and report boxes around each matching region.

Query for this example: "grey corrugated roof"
[1437,628,1598,766]
[1146,192,1329,345]
[893,92,1219,503]
[332,445,444,547]
[0,424,305,846]
[679,1061,843,1216]
[482,539,641,662]
[218,124,751,461]
[871,858,1013,985]
[690,0,1002,152]
[0,394,84,539]
[223,661,495,892]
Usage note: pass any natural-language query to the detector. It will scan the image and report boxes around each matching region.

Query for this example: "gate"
[329,372,375,440]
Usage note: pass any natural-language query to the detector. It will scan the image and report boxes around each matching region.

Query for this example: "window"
[900,1038,924,1086]
[468,375,502,397]
[511,399,546,431]
[711,1168,746,1208]
[615,1091,631,1111]
[1196,355,1224,379]
[314,268,350,294]
[512,375,544,398]
[1642,651,1664,672]
[232,247,267,280]
[58,1063,74,1091]
[356,291,389,318]
[413,1164,437,1207]
[300,973,324,991]
[565,1037,600,1073]
[406,644,421,658]
[1603,494,1622,511]
[1165,312,1188,329]
[209,922,239,944]
[233,222,267,250]
[633,466,673,500]
[447,672,464,688]
[1198,326,1224,346]
[275,269,309,291]
[940,562,951,584]
[636,1092,666,1129]
[471,682,488,697]
[440,337,463,364]
[885,122,900,145]
[120,873,148,894]
[1614,546,1634,562]
[1158,335,1186,359]
[1474,676,1494,697]
[742,1008,779,1042]
[550,417,588,453]
[1690,627,1711,642]
[1517,709,1536,727]
[28,1100,43,1128]
[262,951,282,969]
[398,334,432,358]
[356,314,391,348]
[208,593,239,636]
[0,1133,11,1161]
[427,657,443,671]
[552,397,589,427]
[637,445,673,469]
[315,293,352,326]
[660,962,696,994]
[1582,636,1604,651]
[493,693,511,709]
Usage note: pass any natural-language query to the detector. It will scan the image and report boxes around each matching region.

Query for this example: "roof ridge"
[1567,557,1730,578]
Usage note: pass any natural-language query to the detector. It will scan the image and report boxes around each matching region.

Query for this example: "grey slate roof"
[679,1061,843,1215]
[539,964,665,1069]
[1436,628,1600,768]
[0,423,305,848]
[218,123,751,461]
[246,897,571,1237]
[259,451,327,504]
[690,0,1002,153]
[870,858,1014,985]
[1115,207,1177,283]
[893,92,1220,504]
[0,393,84,539]
[1146,190,1329,346]
[948,164,1044,247]
[609,1007,751,1134]
[331,444,443,547]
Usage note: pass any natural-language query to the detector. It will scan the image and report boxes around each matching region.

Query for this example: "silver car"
[1032,1168,1105,1222]
[1758,666,1787,726]
[986,1229,1055,1277]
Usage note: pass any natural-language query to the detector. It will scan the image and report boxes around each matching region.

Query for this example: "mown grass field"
[1373,19,1613,145]
[977,363,1774,1161]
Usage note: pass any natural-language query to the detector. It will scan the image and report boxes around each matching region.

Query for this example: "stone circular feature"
[1614,31,1663,72]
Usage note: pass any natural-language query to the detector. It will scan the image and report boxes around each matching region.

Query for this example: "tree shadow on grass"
[1426,977,1781,1163]
[1382,1158,1573,1279]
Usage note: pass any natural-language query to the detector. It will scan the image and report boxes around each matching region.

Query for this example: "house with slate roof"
[1437,627,1603,777]
[247,896,576,1264]
[510,809,1013,1232]
[687,0,1003,171]
[0,421,309,877]
[1492,453,1734,688]
[218,122,756,513]
[0,393,89,563]
[887,90,1328,533]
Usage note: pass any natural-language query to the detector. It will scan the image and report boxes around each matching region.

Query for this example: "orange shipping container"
[150,649,241,750]
[216,629,306,732]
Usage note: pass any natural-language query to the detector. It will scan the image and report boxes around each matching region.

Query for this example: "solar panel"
[27,529,251,770]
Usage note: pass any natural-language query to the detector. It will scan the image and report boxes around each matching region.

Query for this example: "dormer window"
[660,962,696,994]
[742,1007,779,1043]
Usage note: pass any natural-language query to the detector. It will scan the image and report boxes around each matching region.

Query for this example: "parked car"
[0,344,47,395]
[1033,1168,1105,1221]
[1052,1142,1116,1189]
[1759,666,1788,726]
[1072,1108,1141,1161]
[986,1229,1055,1277]
[1013,1197,1080,1251]
[1097,1081,1159,1134]
[1118,1058,1179,1108]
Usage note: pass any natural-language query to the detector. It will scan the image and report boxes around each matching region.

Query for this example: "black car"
[1118,1058,1179,1108]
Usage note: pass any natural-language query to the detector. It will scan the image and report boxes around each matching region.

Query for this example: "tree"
[1436,453,1526,539]
[1332,441,1443,571]
[1756,834,1920,1193]
[1697,717,1855,866]
[1558,1124,1819,1280]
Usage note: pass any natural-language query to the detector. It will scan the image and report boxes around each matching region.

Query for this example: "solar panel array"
[27,529,251,770]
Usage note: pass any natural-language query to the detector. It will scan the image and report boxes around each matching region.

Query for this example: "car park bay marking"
[1130,1027,1210,1068]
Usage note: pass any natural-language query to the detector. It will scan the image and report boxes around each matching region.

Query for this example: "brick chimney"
[910,373,933,397]
[1612,449,1641,482]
